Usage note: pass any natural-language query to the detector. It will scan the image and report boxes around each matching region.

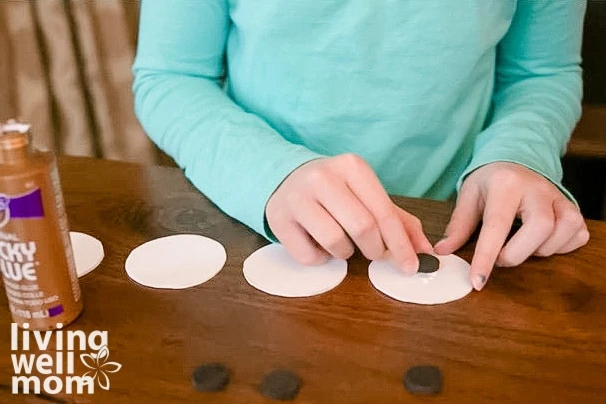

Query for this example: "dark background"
[562,0,606,220]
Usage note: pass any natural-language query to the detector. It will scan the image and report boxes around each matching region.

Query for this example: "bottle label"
[0,190,45,228]
[0,188,71,322]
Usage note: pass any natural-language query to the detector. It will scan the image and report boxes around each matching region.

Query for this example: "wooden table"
[1,157,605,403]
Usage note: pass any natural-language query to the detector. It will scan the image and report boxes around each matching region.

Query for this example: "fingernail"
[472,274,487,291]
[434,236,448,251]
[401,260,418,276]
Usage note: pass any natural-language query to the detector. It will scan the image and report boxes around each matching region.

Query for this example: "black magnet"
[403,365,442,395]
[259,369,301,401]
[191,363,230,393]
[417,253,440,273]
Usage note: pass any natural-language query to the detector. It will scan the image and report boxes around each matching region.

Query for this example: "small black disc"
[403,365,442,395]
[417,253,440,273]
[191,363,230,393]
[259,369,301,401]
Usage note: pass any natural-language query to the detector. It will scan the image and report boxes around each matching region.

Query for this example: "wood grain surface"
[1,157,605,403]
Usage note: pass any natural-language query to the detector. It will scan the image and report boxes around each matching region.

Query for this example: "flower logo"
[80,345,122,390]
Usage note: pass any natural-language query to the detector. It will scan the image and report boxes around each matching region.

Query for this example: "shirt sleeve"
[132,0,322,239]
[457,0,586,203]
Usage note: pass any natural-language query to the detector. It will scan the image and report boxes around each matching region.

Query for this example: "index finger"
[470,188,520,290]
[338,155,423,272]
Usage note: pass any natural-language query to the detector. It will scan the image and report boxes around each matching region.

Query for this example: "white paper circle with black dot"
[70,232,105,277]
[243,244,347,298]
[369,254,472,305]
[125,234,227,289]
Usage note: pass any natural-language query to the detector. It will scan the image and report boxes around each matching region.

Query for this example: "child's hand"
[435,162,590,291]
[265,154,433,273]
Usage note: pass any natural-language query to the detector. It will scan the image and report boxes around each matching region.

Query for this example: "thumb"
[434,184,482,255]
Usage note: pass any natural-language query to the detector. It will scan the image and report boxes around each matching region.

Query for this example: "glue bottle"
[0,119,82,330]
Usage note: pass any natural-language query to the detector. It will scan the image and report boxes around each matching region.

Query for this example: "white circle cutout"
[70,232,105,278]
[125,234,227,289]
[369,254,473,305]
[243,244,347,298]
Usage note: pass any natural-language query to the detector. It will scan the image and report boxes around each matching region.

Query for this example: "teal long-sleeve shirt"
[132,0,585,239]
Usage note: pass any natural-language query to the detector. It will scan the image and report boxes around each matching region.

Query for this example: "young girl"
[132,0,589,291]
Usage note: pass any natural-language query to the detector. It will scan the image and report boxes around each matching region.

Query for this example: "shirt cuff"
[457,140,578,208]
[243,147,324,241]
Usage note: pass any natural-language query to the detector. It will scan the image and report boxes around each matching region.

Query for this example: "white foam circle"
[369,254,473,305]
[243,244,347,298]
[70,232,105,278]
[125,234,227,289]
